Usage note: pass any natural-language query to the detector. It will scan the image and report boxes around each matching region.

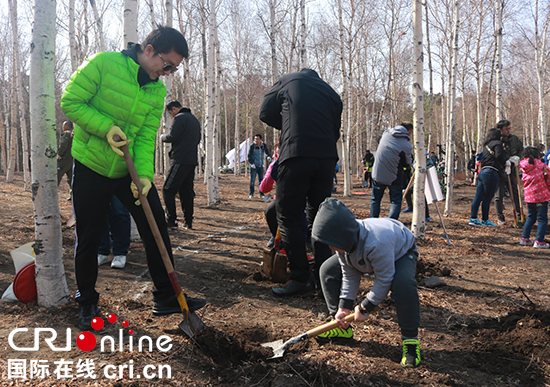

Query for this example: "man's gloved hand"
[509,156,520,166]
[250,164,256,169]
[267,156,272,163]
[106,126,130,156]
[505,160,511,175]
[130,178,152,206]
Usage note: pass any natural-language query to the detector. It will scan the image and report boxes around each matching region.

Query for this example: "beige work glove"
[106,126,130,156]
[130,178,152,206]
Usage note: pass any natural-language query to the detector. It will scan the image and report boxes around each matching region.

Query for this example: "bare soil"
[0,173,549,386]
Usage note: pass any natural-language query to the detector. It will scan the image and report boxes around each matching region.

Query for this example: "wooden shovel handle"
[306,313,356,338]
[117,139,185,305]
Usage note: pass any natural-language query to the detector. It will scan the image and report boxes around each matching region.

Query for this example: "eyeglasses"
[157,52,178,74]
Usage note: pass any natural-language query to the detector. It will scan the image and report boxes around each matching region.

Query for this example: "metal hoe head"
[179,311,205,338]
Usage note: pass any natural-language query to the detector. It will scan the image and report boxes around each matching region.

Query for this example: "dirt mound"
[472,308,550,361]
[416,258,452,278]
[195,326,274,365]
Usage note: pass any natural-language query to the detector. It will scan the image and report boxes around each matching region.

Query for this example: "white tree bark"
[495,0,503,122]
[444,0,460,217]
[411,0,426,239]
[337,0,351,197]
[68,0,78,72]
[299,0,307,68]
[206,0,217,206]
[123,0,138,49]
[534,0,550,147]
[89,0,104,51]
[30,0,71,307]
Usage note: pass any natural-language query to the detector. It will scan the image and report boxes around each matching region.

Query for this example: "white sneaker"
[98,254,110,266]
[111,255,126,269]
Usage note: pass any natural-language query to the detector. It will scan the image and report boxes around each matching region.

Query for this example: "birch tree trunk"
[495,0,503,122]
[6,0,18,183]
[299,0,307,69]
[89,0,104,51]
[412,0,426,239]
[10,0,30,190]
[444,0,459,217]
[123,0,138,48]
[269,0,279,143]
[337,0,351,197]
[68,0,78,72]
[205,0,217,206]
[30,0,71,307]
[534,0,550,147]
[213,10,221,201]
[424,0,434,153]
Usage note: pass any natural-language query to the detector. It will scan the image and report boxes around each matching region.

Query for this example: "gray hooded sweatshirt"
[372,125,412,186]
[312,198,416,309]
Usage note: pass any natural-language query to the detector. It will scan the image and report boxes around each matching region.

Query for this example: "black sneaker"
[152,294,206,316]
[78,304,99,331]
[401,339,421,367]
[183,223,193,230]
[272,280,315,297]
[167,221,178,230]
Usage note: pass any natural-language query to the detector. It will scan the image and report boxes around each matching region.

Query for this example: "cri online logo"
[8,313,173,353]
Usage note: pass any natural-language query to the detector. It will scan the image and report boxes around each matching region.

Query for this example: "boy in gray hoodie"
[312,198,421,367]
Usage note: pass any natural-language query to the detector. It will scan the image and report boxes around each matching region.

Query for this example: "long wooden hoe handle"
[306,313,356,338]
[117,140,187,311]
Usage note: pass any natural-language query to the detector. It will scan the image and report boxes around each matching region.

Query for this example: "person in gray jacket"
[371,122,413,219]
[312,197,421,368]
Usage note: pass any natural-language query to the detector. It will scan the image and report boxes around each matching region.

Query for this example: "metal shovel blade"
[179,311,205,338]
[261,339,285,359]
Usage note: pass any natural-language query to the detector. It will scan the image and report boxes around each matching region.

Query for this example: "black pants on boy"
[72,161,175,306]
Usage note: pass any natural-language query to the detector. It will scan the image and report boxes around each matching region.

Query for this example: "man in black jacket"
[161,100,201,230]
[259,68,343,297]
[247,134,271,199]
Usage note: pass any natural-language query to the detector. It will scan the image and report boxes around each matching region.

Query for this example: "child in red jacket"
[519,146,550,248]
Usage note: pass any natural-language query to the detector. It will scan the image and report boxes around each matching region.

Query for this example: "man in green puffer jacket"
[61,26,206,331]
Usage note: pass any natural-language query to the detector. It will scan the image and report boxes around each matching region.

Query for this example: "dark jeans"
[72,160,175,306]
[98,196,131,256]
[265,199,308,238]
[249,166,265,196]
[522,202,548,242]
[470,168,499,221]
[163,164,196,226]
[57,158,73,189]
[494,165,521,221]
[319,247,420,338]
[276,157,336,283]
[370,180,403,219]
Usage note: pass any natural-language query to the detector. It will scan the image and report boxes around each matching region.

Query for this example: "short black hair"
[496,119,511,129]
[401,122,413,132]
[254,134,263,140]
[143,25,188,58]
[166,100,182,110]
[484,128,501,146]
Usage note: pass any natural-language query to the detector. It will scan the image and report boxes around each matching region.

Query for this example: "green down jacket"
[60,51,166,181]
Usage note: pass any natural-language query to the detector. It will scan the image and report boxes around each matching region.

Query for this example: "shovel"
[262,313,355,359]
[118,138,204,339]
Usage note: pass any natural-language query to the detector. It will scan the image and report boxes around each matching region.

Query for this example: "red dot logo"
[107,313,117,323]
[91,317,104,330]
[129,329,134,334]
[122,320,129,327]
[76,332,96,352]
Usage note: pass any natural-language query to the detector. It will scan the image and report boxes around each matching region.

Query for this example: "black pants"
[72,161,174,305]
[163,164,196,226]
[275,157,336,283]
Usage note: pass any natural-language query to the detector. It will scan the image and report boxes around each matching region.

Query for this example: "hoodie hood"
[389,125,411,140]
[312,198,360,253]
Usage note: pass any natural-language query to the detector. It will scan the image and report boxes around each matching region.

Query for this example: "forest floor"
[0,172,549,387]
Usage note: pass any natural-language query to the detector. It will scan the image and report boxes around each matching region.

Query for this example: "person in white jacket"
[312,198,421,368]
